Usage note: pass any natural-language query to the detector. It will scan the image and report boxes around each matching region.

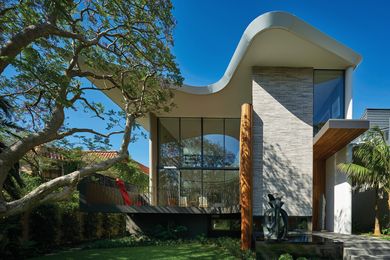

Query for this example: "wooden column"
[312,159,326,231]
[240,103,253,250]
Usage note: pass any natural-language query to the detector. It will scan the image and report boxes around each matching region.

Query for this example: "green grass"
[361,232,390,241]
[381,236,390,241]
[31,242,235,260]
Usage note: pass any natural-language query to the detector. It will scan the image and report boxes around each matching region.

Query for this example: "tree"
[338,127,390,235]
[0,0,182,217]
[0,97,25,201]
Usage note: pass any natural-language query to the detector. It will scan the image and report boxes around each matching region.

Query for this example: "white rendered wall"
[148,113,158,205]
[345,67,353,119]
[325,147,352,234]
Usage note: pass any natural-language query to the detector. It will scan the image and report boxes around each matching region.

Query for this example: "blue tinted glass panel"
[314,70,344,134]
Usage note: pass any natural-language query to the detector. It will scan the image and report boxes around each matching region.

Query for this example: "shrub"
[29,203,60,249]
[101,213,125,239]
[279,253,293,260]
[83,212,100,240]
[60,209,82,244]
[0,214,24,259]
[146,224,188,240]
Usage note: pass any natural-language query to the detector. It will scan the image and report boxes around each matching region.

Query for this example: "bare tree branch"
[79,97,104,119]
[56,128,124,139]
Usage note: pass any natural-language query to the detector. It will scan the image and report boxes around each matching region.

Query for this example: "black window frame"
[157,117,240,206]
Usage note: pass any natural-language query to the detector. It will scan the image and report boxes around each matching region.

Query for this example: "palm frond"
[339,127,390,191]
[338,163,375,186]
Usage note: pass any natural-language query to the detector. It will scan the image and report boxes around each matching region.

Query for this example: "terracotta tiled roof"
[135,162,149,175]
[84,151,149,175]
[40,148,149,175]
[83,150,120,159]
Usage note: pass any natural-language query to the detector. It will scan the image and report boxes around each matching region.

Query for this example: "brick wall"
[252,67,313,216]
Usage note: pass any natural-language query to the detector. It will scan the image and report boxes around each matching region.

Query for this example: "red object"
[115,178,132,205]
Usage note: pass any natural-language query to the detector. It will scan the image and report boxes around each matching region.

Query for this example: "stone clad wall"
[252,67,313,216]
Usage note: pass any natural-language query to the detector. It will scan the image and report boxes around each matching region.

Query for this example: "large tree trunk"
[0,98,66,190]
[374,188,381,236]
[0,114,135,218]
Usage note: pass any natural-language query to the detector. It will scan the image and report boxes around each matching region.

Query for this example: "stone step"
[344,248,390,260]
[344,247,390,255]
[344,243,390,249]
[349,254,390,260]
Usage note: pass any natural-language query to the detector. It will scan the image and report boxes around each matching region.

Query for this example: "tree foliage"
[0,0,182,217]
[338,127,390,235]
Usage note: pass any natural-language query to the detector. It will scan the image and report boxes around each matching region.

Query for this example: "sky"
[41,1,390,165]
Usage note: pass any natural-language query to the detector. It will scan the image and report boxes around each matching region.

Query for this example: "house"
[21,148,149,179]
[361,108,390,143]
[89,12,370,241]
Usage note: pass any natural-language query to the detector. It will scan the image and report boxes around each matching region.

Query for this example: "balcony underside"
[313,119,369,160]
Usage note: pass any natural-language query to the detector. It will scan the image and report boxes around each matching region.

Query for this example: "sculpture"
[263,194,288,240]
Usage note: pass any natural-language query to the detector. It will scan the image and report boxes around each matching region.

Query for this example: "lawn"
[381,235,390,241]
[32,242,235,260]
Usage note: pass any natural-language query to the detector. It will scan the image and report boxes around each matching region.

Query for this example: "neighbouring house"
[86,12,371,240]
[361,108,390,143]
[20,147,149,179]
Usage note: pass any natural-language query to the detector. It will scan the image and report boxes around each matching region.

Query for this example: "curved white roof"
[89,11,363,129]
[177,11,362,95]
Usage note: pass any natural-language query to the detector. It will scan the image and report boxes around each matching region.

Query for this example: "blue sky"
[42,1,390,165]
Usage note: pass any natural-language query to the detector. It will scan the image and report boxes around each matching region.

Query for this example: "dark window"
[211,218,240,231]
[314,70,345,134]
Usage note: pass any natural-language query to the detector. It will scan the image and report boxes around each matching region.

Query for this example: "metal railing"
[78,174,150,209]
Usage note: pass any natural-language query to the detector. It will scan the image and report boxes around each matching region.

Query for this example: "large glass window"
[203,170,225,207]
[158,169,179,206]
[180,170,202,207]
[181,118,202,167]
[157,118,240,208]
[314,70,345,134]
[225,119,240,168]
[158,118,180,168]
[203,119,224,168]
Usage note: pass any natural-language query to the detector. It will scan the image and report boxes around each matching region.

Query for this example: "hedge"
[0,202,127,259]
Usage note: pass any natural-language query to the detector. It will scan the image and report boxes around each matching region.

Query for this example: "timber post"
[239,103,253,250]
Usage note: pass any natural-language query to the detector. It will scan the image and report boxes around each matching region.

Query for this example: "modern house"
[87,12,370,243]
